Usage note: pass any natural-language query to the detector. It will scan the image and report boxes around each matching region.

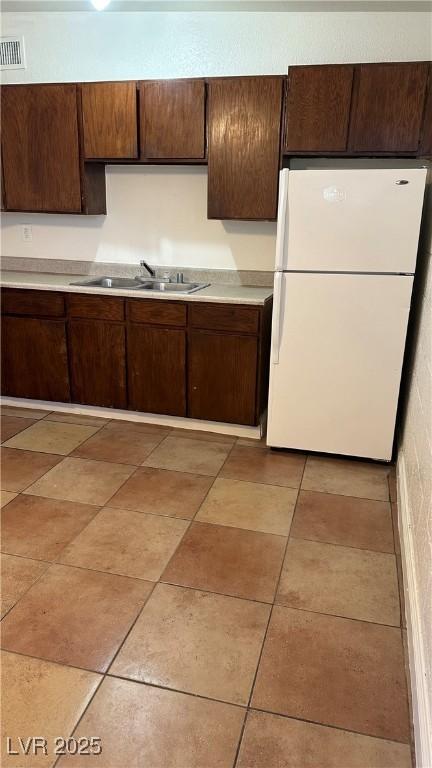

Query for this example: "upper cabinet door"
[81,81,138,159]
[140,79,205,159]
[349,62,429,152]
[285,65,353,152]
[1,84,82,213]
[207,77,283,220]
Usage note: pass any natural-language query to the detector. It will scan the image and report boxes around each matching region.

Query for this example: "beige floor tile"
[170,427,237,444]
[276,538,399,625]
[1,495,99,561]
[1,564,152,672]
[59,507,189,581]
[196,478,297,535]
[236,436,267,448]
[111,583,270,704]
[397,553,407,628]
[291,490,394,553]
[1,405,48,419]
[1,448,62,492]
[251,606,409,742]
[45,411,110,426]
[1,553,49,618]
[72,422,164,465]
[389,468,397,503]
[3,420,101,456]
[237,711,412,768]
[162,521,286,602]
[393,501,401,554]
[1,415,37,442]
[1,651,101,768]
[144,436,232,476]
[302,456,390,501]
[0,490,17,508]
[108,467,213,519]
[220,446,305,488]
[23,457,135,506]
[57,677,245,768]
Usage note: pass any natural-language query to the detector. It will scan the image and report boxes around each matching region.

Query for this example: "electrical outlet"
[22,224,32,243]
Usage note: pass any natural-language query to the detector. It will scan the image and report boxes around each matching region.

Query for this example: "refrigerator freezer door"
[267,272,413,460]
[282,168,426,273]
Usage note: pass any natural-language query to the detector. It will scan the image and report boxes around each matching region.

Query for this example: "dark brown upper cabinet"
[1,84,106,214]
[81,81,138,159]
[140,79,205,159]
[2,84,81,213]
[419,63,432,156]
[284,65,354,153]
[349,62,429,153]
[207,77,283,220]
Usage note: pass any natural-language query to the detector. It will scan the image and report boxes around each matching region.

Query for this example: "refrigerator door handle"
[275,170,289,271]
[271,272,283,365]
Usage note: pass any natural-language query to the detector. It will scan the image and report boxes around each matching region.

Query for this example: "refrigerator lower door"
[267,272,413,460]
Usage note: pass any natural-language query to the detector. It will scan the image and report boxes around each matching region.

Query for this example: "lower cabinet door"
[188,330,258,425]
[1,315,70,402]
[127,324,186,416]
[68,319,127,408]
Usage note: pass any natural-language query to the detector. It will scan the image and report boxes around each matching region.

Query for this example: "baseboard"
[397,452,432,768]
[0,397,262,440]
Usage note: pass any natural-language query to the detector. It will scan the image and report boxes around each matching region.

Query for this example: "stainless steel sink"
[70,276,146,289]
[70,276,209,294]
[139,281,209,294]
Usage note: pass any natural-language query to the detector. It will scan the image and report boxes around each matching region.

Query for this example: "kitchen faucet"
[140,260,156,278]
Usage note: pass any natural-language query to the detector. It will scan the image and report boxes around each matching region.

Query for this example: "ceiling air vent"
[0,37,26,70]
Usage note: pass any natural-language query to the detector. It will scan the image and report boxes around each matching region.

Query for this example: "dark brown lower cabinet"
[127,323,186,416]
[188,330,258,425]
[68,319,127,409]
[1,288,271,426]
[1,315,70,402]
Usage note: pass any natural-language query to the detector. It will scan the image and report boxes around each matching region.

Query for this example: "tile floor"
[0,406,412,768]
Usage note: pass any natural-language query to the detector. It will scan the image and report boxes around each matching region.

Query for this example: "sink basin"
[70,276,209,294]
[71,276,146,289]
[139,281,209,294]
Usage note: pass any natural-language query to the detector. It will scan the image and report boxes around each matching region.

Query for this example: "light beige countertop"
[0,271,273,306]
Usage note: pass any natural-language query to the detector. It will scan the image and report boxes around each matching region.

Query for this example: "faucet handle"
[176,272,184,284]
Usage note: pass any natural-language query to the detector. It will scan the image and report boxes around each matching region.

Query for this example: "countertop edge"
[0,274,273,306]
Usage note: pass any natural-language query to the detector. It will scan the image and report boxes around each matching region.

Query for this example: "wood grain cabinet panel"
[140,80,205,159]
[1,84,82,212]
[207,77,283,220]
[1,316,70,402]
[1,289,65,318]
[188,330,258,425]
[68,294,125,321]
[349,62,429,152]
[127,324,186,416]
[285,65,354,152]
[81,82,138,159]
[127,299,186,326]
[68,319,127,409]
[419,64,432,156]
[189,303,259,334]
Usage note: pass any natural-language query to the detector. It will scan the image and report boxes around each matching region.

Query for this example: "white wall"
[398,180,432,765]
[1,9,431,270]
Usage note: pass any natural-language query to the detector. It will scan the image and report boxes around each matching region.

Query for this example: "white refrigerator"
[267,163,427,461]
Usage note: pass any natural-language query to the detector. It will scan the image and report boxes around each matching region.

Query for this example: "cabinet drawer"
[68,294,125,321]
[189,303,259,334]
[1,288,65,317]
[127,299,186,327]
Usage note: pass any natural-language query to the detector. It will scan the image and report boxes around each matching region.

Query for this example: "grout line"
[287,532,395,555]
[248,704,412,747]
